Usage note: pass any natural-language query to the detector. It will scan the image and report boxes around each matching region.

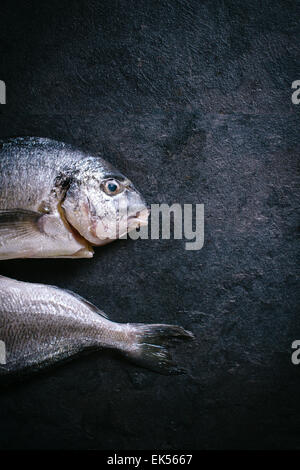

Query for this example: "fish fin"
[54,247,94,258]
[0,209,42,240]
[125,323,194,374]
[56,287,109,319]
[0,210,94,259]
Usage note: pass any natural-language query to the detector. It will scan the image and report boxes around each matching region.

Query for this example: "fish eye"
[102,179,122,196]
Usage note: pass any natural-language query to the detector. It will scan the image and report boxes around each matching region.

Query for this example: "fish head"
[61,159,149,245]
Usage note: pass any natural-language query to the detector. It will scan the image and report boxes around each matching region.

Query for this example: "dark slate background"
[0,0,299,450]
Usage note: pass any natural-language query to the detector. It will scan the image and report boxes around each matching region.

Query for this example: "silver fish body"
[0,276,193,376]
[0,137,194,376]
[0,137,149,259]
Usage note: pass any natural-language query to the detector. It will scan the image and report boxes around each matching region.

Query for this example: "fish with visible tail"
[0,137,194,376]
[0,275,194,375]
[0,136,149,259]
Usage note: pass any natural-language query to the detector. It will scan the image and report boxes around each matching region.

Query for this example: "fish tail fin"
[124,323,194,375]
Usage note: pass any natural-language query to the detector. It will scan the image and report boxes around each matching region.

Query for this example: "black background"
[0,0,299,450]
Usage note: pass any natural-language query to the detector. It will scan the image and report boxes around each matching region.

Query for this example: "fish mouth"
[89,207,150,244]
[127,207,150,228]
[115,207,149,239]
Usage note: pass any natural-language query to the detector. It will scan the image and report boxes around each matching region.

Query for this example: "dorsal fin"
[53,286,109,319]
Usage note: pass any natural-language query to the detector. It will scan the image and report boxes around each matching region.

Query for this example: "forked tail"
[123,323,194,374]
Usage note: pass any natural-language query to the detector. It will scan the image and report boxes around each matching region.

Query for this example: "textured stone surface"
[0,0,299,449]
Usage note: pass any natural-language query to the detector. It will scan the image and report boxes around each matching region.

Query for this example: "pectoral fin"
[0,209,43,241]
[0,208,93,260]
